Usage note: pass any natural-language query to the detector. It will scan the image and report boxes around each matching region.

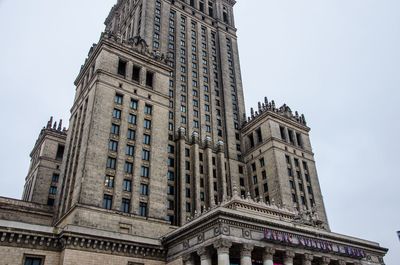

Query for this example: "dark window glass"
[128,114,137,125]
[139,202,148,216]
[141,166,150,177]
[109,140,118,152]
[130,99,138,110]
[140,184,149,195]
[49,186,57,195]
[143,134,151,145]
[56,145,65,160]
[123,179,132,192]
[115,94,123,105]
[126,145,135,156]
[146,72,154,87]
[24,257,43,265]
[113,109,121,119]
[144,119,152,129]
[121,198,130,213]
[125,162,133,174]
[105,176,114,188]
[118,59,127,76]
[132,66,141,82]
[106,157,116,169]
[127,129,136,140]
[111,124,120,135]
[144,105,153,115]
[52,173,60,183]
[103,194,113,209]
[47,198,55,206]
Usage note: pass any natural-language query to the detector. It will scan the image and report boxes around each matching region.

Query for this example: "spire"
[47,116,53,129]
[57,119,63,131]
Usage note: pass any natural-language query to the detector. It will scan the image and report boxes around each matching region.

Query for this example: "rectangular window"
[24,257,43,265]
[296,133,303,148]
[142,149,150,161]
[113,109,121,119]
[167,171,175,181]
[115,94,123,105]
[141,166,150,177]
[47,198,55,206]
[128,114,137,125]
[118,59,127,76]
[144,119,152,129]
[121,198,130,213]
[130,99,138,110]
[123,179,132,192]
[132,65,141,82]
[126,145,135,156]
[105,176,115,188]
[264,183,269,192]
[139,202,148,216]
[49,186,57,195]
[144,105,153,115]
[109,140,118,152]
[146,72,154,87]
[186,202,191,212]
[259,158,265,167]
[125,162,134,174]
[168,185,175,195]
[106,157,116,169]
[103,194,113,210]
[186,188,191,198]
[111,124,120,135]
[56,144,65,160]
[127,129,136,140]
[140,184,149,195]
[280,126,287,141]
[52,173,60,183]
[143,134,151,145]
[253,175,258,184]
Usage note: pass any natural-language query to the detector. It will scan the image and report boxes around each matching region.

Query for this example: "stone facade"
[0,0,388,265]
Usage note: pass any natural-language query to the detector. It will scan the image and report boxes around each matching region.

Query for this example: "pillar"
[240,244,254,265]
[303,254,313,265]
[197,247,212,265]
[321,257,330,265]
[262,247,275,265]
[179,127,187,225]
[214,239,232,265]
[192,132,201,213]
[284,251,295,265]
[205,137,215,207]
[217,141,227,201]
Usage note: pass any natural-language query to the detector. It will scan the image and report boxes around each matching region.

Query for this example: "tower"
[22,117,66,206]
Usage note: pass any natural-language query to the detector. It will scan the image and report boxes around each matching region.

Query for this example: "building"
[0,0,388,265]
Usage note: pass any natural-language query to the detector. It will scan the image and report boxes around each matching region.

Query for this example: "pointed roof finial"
[47,116,53,129]
[58,119,63,131]
[250,108,254,117]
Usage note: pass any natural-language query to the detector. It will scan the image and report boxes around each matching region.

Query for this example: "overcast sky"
[0,0,399,264]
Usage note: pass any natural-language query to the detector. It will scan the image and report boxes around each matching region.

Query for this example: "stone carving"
[293,206,326,229]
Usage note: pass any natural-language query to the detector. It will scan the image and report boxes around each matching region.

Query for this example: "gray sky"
[0,0,399,263]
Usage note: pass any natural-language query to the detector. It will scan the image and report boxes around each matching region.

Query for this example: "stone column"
[283,251,295,265]
[183,254,194,265]
[303,254,313,265]
[262,247,275,265]
[321,257,330,265]
[217,141,227,201]
[179,127,187,225]
[192,132,201,213]
[214,239,232,265]
[197,247,212,265]
[240,244,254,265]
[205,137,215,207]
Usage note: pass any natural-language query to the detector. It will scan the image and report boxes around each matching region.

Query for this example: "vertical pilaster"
[205,137,215,207]
[262,247,275,265]
[214,239,232,265]
[183,254,194,265]
[217,141,227,201]
[240,244,254,265]
[192,132,201,213]
[178,127,187,225]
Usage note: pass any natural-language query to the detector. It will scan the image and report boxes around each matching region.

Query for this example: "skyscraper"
[0,1,388,265]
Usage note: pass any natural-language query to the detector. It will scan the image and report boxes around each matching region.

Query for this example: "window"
[256,128,263,142]
[168,145,175,154]
[139,202,148,216]
[111,124,120,135]
[186,202,191,212]
[142,149,150,161]
[280,126,287,141]
[103,194,113,210]
[125,162,134,174]
[144,105,153,115]
[130,99,138,110]
[186,188,191,198]
[143,134,151,145]
[259,158,265,167]
[144,119,152,129]
[52,173,59,183]
[118,59,127,76]
[168,200,174,210]
[56,144,65,160]
[262,170,267,180]
[288,129,295,145]
[105,176,115,188]
[253,176,258,184]
[140,184,149,195]
[186,174,191,184]
[106,157,116,169]
[127,129,136,140]
[49,186,57,195]
[248,134,255,148]
[167,171,175,181]
[264,183,269,193]
[128,114,137,125]
[24,257,43,265]
[239,178,245,187]
[121,198,130,213]
[113,109,121,119]
[141,166,150,177]
[109,140,118,152]
[168,185,175,195]
[146,71,154,87]
[168,157,175,167]
[132,65,141,82]
[47,198,55,206]
[115,94,123,105]
[251,163,256,172]
[123,179,132,192]
[185,161,191,170]
[126,145,135,157]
